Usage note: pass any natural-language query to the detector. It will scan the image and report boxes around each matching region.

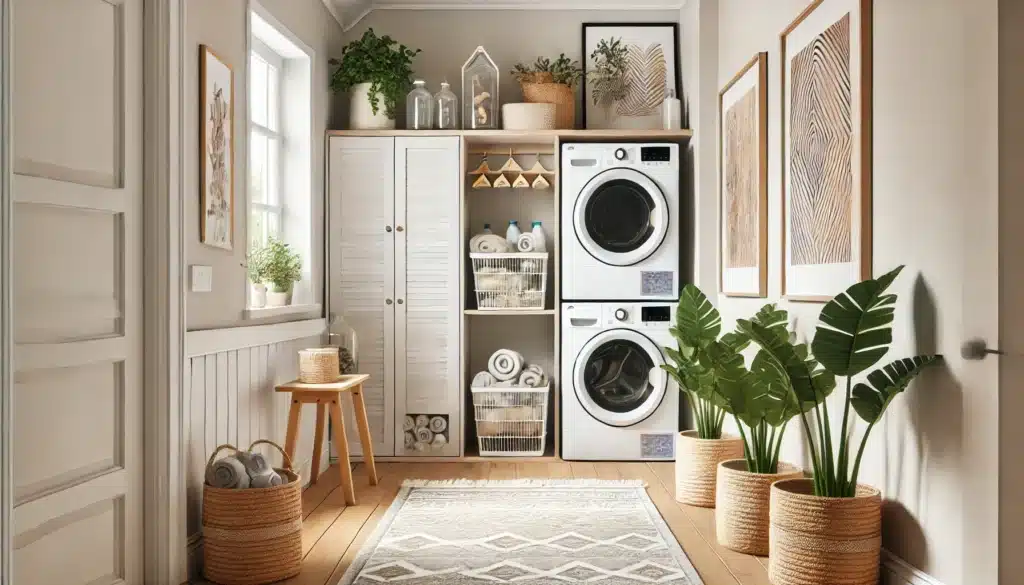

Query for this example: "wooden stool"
[274,374,377,505]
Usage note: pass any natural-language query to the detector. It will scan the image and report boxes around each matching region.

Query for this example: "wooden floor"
[274,461,770,585]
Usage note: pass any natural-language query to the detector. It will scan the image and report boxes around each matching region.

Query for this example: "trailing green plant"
[329,28,420,119]
[510,54,583,88]
[262,237,302,293]
[587,37,630,106]
[737,266,943,497]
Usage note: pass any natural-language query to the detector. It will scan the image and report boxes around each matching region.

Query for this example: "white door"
[394,136,461,456]
[328,136,396,457]
[572,329,668,427]
[573,168,669,266]
[11,0,143,583]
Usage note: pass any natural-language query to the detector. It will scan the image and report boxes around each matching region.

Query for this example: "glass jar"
[434,82,459,130]
[406,80,433,130]
[461,47,499,129]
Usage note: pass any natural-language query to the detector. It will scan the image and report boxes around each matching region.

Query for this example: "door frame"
[0,0,12,582]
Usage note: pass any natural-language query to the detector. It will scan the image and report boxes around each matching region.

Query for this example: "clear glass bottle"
[406,80,433,130]
[434,81,459,130]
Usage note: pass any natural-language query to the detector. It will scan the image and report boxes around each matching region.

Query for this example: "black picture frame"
[581,22,682,129]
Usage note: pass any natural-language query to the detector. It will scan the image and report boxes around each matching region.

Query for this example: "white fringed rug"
[338,479,704,585]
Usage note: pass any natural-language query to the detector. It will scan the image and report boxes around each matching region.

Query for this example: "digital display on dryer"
[641,306,671,322]
[641,146,672,162]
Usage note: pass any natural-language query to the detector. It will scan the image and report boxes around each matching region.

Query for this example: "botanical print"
[789,14,852,266]
[724,87,758,269]
[200,46,233,250]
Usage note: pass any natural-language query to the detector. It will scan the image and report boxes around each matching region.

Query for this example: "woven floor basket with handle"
[203,440,302,585]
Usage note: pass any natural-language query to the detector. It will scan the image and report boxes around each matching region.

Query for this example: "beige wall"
[339,10,680,129]
[709,1,999,583]
[186,0,343,330]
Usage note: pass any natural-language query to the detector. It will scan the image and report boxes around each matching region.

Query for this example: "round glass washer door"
[573,168,669,266]
[573,329,668,427]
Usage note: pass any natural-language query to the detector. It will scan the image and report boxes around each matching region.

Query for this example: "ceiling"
[321,0,687,31]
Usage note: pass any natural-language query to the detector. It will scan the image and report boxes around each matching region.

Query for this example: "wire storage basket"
[470,253,548,310]
[472,385,550,456]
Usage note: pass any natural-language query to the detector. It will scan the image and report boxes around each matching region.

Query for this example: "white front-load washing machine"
[561,302,679,461]
[561,143,681,301]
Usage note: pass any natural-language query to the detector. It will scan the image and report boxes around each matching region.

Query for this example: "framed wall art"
[581,22,680,130]
[781,0,872,301]
[719,52,768,298]
[200,44,235,250]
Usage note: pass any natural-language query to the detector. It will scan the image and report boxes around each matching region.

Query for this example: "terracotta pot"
[521,81,575,129]
[674,431,744,507]
[714,459,803,555]
[769,478,882,585]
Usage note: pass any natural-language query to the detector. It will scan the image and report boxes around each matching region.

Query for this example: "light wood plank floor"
[227,461,770,585]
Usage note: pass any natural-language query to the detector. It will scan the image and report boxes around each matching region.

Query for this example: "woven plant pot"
[203,440,303,585]
[769,478,882,585]
[298,347,340,384]
[521,81,575,129]
[674,431,744,507]
[715,459,803,555]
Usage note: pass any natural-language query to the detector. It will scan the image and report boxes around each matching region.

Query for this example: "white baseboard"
[881,549,945,585]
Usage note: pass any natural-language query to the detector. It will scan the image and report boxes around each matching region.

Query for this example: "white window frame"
[249,36,284,249]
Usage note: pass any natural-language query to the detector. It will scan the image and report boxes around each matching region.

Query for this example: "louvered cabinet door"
[328,137,396,457]
[395,137,462,456]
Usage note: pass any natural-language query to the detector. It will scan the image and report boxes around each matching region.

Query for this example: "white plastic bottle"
[663,87,682,130]
[482,223,493,234]
[530,221,547,252]
[505,220,521,247]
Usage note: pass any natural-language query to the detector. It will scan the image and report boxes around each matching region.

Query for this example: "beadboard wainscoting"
[881,549,946,585]
[184,319,327,579]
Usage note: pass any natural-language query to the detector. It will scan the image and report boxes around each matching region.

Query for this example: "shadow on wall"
[881,274,963,569]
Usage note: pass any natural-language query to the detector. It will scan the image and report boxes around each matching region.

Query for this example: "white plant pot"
[251,283,267,309]
[350,82,396,130]
[267,290,291,307]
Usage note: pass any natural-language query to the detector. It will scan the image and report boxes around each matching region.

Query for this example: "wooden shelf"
[464,309,555,316]
[327,128,693,145]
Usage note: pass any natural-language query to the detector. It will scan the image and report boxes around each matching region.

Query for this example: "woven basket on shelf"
[520,72,575,130]
[769,478,882,585]
[674,431,744,507]
[714,459,803,555]
[203,440,303,585]
[298,347,340,384]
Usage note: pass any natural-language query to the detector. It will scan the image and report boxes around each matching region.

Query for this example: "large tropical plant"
[738,266,942,496]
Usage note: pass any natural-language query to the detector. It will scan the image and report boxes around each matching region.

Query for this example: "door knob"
[385,298,393,305]
[385,225,393,233]
[396,225,405,232]
[961,338,1002,360]
[397,299,404,304]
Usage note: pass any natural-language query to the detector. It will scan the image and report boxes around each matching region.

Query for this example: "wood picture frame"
[719,52,769,298]
[199,44,234,250]
[780,0,872,301]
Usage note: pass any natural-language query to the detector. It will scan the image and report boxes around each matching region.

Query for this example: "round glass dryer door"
[573,168,670,266]
[573,329,668,427]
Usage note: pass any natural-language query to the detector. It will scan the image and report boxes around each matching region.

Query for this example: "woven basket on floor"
[520,78,575,130]
[203,440,303,585]
[298,347,340,384]
[674,431,744,507]
[715,459,803,555]
[769,478,882,585]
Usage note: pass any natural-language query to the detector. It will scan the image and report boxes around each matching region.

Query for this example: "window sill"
[243,303,321,320]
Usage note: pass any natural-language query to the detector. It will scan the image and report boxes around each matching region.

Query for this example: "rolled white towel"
[403,415,415,432]
[472,371,496,387]
[429,416,448,433]
[488,349,524,381]
[473,234,512,253]
[494,379,518,388]
[516,232,536,253]
[413,441,427,452]
[404,431,415,449]
[518,369,546,388]
[432,433,448,448]
[415,427,434,443]
[205,455,250,489]
[414,414,430,429]
[525,364,544,376]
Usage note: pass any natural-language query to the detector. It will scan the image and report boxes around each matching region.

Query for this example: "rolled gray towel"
[235,451,278,489]
[205,455,250,489]
[250,469,283,488]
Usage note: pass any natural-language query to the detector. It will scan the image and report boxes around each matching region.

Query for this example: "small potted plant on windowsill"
[244,245,270,309]
[263,237,302,307]
[330,28,420,130]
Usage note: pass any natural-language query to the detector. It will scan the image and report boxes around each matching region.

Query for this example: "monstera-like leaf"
[749,351,802,425]
[851,355,942,423]
[751,303,790,343]
[812,266,903,377]
[672,284,721,350]
[736,319,836,407]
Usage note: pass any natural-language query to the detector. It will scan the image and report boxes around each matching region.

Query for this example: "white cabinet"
[328,136,462,457]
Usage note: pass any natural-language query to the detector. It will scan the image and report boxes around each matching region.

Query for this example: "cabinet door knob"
[396,225,405,232]
[385,298,393,305]
[385,225,393,233]
[397,299,404,305]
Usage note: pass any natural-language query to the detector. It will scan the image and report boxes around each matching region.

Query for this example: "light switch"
[191,265,213,292]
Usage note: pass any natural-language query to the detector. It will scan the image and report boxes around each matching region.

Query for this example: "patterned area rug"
[339,479,704,585]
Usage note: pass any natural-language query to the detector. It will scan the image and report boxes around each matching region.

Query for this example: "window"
[249,39,283,249]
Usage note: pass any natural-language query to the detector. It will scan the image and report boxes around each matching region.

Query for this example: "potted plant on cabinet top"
[511,54,582,129]
[244,245,270,309]
[661,285,745,508]
[330,28,420,130]
[262,237,302,308]
[738,266,942,585]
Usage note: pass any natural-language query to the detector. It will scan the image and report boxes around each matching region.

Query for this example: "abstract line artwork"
[618,43,667,118]
[725,89,758,269]
[789,14,852,266]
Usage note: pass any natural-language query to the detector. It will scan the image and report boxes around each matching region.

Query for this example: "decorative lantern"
[461,46,499,129]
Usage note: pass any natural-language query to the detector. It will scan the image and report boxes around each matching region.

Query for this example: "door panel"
[11,0,143,582]
[394,137,461,456]
[328,136,396,457]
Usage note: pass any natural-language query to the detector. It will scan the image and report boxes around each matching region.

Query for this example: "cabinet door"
[328,136,396,457]
[394,137,462,456]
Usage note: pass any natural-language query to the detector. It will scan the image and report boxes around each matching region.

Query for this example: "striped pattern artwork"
[725,87,759,268]
[617,43,667,118]
[789,14,853,266]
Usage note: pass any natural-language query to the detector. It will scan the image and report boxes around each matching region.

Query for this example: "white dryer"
[561,302,678,461]
[561,143,681,301]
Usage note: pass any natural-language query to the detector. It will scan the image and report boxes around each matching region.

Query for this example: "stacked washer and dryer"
[560,143,682,461]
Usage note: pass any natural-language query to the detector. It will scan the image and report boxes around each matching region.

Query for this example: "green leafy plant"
[329,28,420,119]
[243,245,269,285]
[587,37,630,106]
[738,266,943,496]
[511,54,583,88]
[262,237,302,293]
